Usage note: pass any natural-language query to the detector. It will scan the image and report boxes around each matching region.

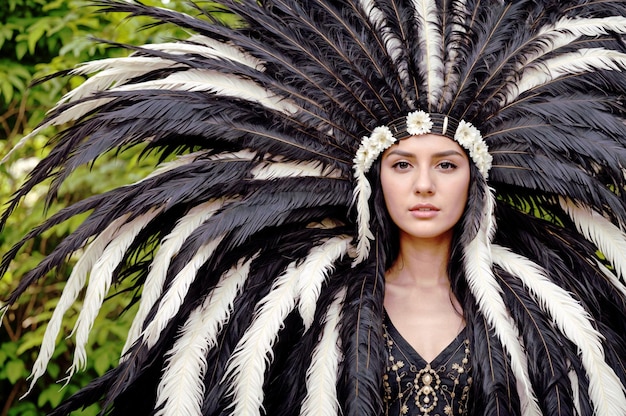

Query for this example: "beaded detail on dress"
[382,315,472,416]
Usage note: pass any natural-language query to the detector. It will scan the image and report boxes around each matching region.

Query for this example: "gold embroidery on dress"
[383,323,472,416]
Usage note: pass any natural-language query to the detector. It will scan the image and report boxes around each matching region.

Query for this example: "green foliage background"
[0,0,211,414]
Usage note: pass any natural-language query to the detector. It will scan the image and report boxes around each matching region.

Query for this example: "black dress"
[382,314,472,416]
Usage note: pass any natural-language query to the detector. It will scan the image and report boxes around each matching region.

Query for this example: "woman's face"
[380,134,470,244]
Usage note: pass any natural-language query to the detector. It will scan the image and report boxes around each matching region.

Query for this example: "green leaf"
[7,72,26,92]
[15,42,27,60]
[6,360,26,384]
[27,19,49,55]
[16,333,48,356]
[1,342,18,358]
[43,0,70,12]
[94,350,112,376]
[0,78,14,104]
[0,24,14,50]
[38,384,65,408]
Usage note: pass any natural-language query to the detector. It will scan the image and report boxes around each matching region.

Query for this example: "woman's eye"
[392,161,411,170]
[438,161,457,170]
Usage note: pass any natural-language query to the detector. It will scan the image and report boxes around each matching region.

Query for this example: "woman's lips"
[409,204,439,218]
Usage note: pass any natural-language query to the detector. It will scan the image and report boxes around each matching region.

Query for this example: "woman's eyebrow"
[384,149,465,158]
[384,149,414,158]
[433,150,465,158]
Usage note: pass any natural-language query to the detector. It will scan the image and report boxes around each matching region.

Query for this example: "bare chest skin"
[384,277,465,363]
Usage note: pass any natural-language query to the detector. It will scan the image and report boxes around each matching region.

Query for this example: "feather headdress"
[2,0,626,415]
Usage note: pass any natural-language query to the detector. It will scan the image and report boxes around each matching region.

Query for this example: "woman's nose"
[413,168,435,194]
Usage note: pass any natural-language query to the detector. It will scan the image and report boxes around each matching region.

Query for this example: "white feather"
[26,152,208,382]
[463,189,541,415]
[154,257,253,416]
[145,35,265,71]
[526,16,626,69]
[222,239,344,415]
[353,170,374,265]
[487,16,626,110]
[222,266,298,416]
[62,57,184,103]
[300,287,346,416]
[492,244,626,415]
[123,199,226,354]
[559,197,626,283]
[250,159,342,181]
[142,236,224,349]
[297,236,350,330]
[113,69,298,113]
[412,0,444,108]
[66,38,241,90]
[21,214,130,396]
[67,35,270,114]
[464,237,540,415]
[48,97,116,126]
[505,48,626,104]
[66,208,161,381]
[154,305,207,416]
[209,149,257,161]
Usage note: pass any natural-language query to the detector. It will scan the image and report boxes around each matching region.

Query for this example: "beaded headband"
[352,111,492,263]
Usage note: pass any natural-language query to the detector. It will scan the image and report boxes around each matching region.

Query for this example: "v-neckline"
[384,312,466,366]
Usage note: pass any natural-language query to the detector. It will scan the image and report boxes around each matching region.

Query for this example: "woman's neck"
[387,231,452,287]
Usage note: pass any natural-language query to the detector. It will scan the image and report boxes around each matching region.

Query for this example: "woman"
[380,132,472,414]
[1,1,626,415]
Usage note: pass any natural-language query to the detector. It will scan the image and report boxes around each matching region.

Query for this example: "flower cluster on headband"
[353,125,395,173]
[353,110,492,179]
[454,120,492,178]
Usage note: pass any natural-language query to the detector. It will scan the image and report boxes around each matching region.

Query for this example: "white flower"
[354,126,395,174]
[454,120,491,178]
[471,140,493,177]
[454,120,479,148]
[370,126,395,152]
[406,110,433,136]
